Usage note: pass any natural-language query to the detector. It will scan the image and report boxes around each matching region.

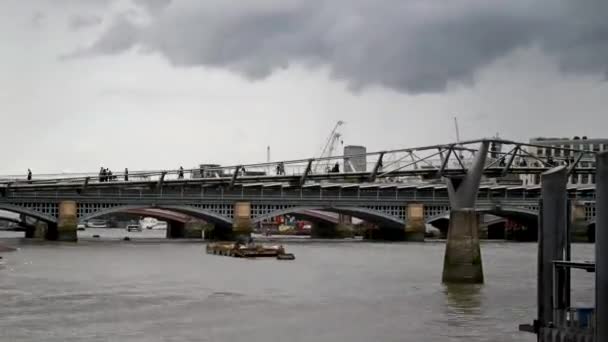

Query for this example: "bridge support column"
[49,201,78,242]
[405,203,425,241]
[442,141,489,284]
[442,209,484,283]
[232,202,252,240]
[570,201,588,242]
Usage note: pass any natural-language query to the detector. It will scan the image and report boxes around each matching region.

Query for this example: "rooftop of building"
[530,136,608,144]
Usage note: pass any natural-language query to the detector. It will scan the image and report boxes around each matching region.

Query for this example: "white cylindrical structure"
[343,145,367,173]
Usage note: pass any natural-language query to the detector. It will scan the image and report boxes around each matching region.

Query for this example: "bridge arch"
[477,205,539,225]
[79,205,233,228]
[0,204,58,224]
[0,216,21,225]
[425,206,538,225]
[425,205,540,240]
[252,206,404,229]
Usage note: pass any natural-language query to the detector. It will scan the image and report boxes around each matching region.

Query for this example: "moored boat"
[206,242,295,260]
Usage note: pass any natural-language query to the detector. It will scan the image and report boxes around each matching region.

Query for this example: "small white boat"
[126,224,142,232]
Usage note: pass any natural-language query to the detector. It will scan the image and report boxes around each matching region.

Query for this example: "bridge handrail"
[0,138,598,186]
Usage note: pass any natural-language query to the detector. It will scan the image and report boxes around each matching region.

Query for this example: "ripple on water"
[0,239,594,342]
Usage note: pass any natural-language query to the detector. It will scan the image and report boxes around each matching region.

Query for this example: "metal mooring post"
[596,152,608,342]
[538,166,567,328]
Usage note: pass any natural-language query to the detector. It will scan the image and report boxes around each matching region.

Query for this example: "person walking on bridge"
[178,166,184,180]
[124,168,129,182]
[276,162,285,175]
[27,169,32,183]
[102,168,108,182]
[331,162,340,173]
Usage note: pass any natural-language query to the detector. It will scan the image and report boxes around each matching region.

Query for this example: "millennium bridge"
[0,138,599,241]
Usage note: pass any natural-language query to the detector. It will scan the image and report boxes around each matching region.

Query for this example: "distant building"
[522,136,608,186]
[343,145,367,173]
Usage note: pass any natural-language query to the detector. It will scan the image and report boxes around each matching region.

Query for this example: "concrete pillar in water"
[596,152,608,342]
[442,209,483,283]
[53,201,78,241]
[405,203,425,241]
[442,141,489,284]
[233,202,252,239]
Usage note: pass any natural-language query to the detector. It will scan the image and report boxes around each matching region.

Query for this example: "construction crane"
[315,120,345,173]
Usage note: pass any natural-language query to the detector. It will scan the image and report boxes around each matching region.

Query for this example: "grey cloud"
[31,11,46,27]
[70,0,608,93]
[69,14,103,30]
[133,0,172,14]
[63,15,138,59]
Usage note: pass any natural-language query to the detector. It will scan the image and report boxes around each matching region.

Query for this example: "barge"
[206,242,295,260]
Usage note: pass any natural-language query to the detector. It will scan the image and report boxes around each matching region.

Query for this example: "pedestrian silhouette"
[178,166,184,179]
[27,169,32,183]
[276,162,285,175]
[124,168,129,181]
[100,167,107,182]
[107,169,113,181]
[519,158,527,167]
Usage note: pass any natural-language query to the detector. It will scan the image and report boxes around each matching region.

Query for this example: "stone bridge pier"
[405,203,425,241]
[231,202,252,240]
[44,200,78,242]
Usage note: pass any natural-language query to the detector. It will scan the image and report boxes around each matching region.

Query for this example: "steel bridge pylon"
[442,141,489,284]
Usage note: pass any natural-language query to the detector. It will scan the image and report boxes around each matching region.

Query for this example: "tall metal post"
[538,166,567,327]
[596,152,608,342]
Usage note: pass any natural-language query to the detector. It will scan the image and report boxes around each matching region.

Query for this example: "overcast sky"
[1,0,607,175]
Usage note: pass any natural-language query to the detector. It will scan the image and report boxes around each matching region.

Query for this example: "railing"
[0,138,598,187]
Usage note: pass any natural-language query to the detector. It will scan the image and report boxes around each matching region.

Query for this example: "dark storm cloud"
[71,0,608,93]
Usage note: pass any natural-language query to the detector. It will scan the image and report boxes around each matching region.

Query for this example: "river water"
[0,230,595,342]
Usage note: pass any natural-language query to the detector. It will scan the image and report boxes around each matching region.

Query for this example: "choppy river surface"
[0,230,595,342]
